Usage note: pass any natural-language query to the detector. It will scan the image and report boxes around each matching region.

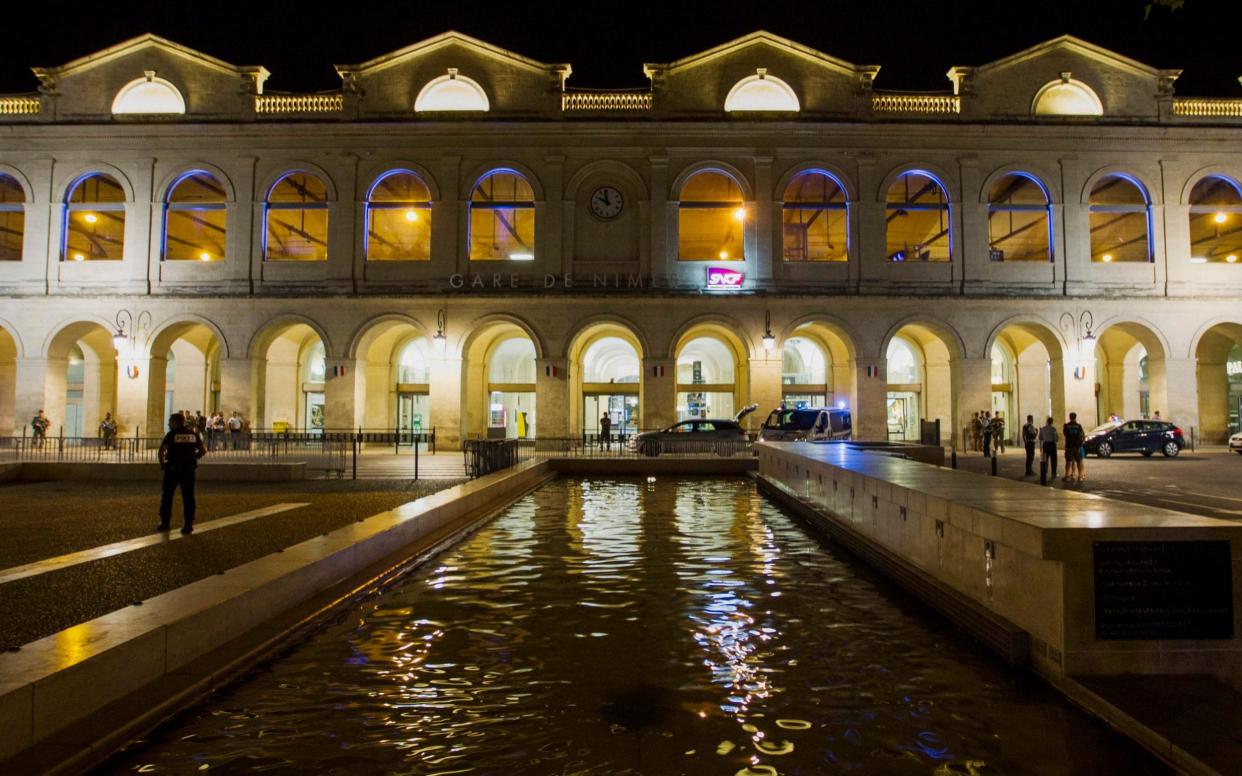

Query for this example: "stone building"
[1,30,1241,448]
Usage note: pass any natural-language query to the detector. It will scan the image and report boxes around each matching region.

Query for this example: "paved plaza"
[0,477,463,648]
[955,447,1242,522]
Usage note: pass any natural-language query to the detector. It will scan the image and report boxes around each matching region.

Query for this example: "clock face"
[590,186,624,219]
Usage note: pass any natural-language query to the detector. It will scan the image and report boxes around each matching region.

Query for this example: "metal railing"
[1172,98,1242,118]
[872,92,961,115]
[562,90,653,111]
[463,435,756,478]
[0,94,40,116]
[255,92,344,115]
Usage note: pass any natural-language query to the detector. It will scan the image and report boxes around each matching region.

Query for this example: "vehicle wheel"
[1162,441,1180,458]
[1096,441,1113,458]
[1141,450,1153,457]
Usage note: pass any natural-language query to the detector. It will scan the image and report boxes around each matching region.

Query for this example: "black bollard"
[1039,458,1047,486]
[951,448,957,469]
[991,455,998,477]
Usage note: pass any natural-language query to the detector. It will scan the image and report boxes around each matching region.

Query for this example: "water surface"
[107,478,1164,774]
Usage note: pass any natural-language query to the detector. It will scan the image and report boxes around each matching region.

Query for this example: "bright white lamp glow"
[1102,254,1114,262]
[1214,212,1229,224]
[404,208,419,222]
[72,253,84,261]
[509,252,534,261]
[83,213,98,224]
[718,250,729,260]
[415,70,490,112]
[1229,254,1239,263]
[733,207,746,222]
[199,251,211,261]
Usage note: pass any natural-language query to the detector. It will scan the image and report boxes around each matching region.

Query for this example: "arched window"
[1188,176,1242,264]
[1089,174,1150,263]
[265,172,329,262]
[469,170,535,261]
[782,170,847,262]
[886,171,950,262]
[63,173,126,261]
[724,71,799,112]
[678,170,745,261]
[415,71,490,112]
[676,336,736,420]
[782,336,829,407]
[111,74,186,115]
[164,171,227,261]
[886,337,921,385]
[1032,78,1102,117]
[366,171,432,261]
[0,174,24,261]
[303,340,327,384]
[987,173,1052,262]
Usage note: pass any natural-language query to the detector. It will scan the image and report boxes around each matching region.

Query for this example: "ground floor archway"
[674,324,749,422]
[569,322,644,436]
[1195,322,1242,442]
[464,321,538,439]
[254,322,326,431]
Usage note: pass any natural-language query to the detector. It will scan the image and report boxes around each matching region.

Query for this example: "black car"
[1083,419,1186,458]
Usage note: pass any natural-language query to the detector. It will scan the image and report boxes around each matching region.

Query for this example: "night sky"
[2,0,1241,95]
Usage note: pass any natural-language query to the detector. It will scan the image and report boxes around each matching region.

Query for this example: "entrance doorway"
[584,392,638,436]
[304,391,325,433]
[886,391,919,440]
[397,392,430,432]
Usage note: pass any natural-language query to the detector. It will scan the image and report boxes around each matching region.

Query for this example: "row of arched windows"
[2,166,1240,265]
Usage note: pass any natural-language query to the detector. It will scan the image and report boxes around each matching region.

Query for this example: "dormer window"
[724,69,799,112]
[1032,74,1102,117]
[415,69,490,112]
[111,71,186,115]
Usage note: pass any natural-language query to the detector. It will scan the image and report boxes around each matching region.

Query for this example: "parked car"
[758,407,853,442]
[1083,419,1186,458]
[630,405,756,456]
[1230,431,1242,454]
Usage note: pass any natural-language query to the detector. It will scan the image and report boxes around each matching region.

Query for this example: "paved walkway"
[0,478,463,647]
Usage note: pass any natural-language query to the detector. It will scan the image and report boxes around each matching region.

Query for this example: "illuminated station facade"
[1,30,1241,448]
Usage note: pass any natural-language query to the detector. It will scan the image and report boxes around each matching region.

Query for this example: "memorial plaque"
[1094,540,1233,640]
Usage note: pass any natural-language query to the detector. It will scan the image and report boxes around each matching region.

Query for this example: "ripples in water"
[106,478,1165,775]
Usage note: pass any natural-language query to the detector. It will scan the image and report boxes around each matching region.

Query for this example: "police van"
[758,407,852,442]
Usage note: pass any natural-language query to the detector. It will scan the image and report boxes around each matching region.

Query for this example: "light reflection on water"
[107,478,1165,775]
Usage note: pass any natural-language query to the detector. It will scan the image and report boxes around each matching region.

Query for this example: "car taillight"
[1172,427,1184,438]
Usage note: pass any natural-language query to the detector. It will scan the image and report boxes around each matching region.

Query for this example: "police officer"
[158,412,206,535]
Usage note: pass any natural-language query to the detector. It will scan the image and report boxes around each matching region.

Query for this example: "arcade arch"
[147,321,223,434]
[1094,322,1167,426]
[988,321,1065,442]
[1194,322,1242,442]
[885,324,954,441]
[45,321,118,437]
[353,318,434,432]
[569,322,644,436]
[464,322,538,439]
[253,322,326,431]
[674,324,749,422]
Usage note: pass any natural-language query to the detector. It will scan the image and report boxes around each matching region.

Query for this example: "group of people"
[1018,412,1089,484]
[968,411,1007,457]
[184,410,250,450]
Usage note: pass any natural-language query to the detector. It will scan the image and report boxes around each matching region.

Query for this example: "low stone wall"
[0,460,553,766]
[0,463,19,483]
[7,461,307,482]
[757,441,1242,692]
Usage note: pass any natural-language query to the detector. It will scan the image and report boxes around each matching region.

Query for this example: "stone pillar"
[142,355,169,437]
[0,358,14,435]
[829,360,853,410]
[1197,361,1229,443]
[535,358,569,438]
[323,358,365,430]
[642,357,676,431]
[951,357,992,449]
[751,156,774,284]
[748,352,782,431]
[115,357,153,436]
[1154,358,1199,434]
[647,156,668,284]
[15,358,64,436]
[853,358,886,441]
[82,359,116,437]
[219,358,261,425]
[1055,357,1098,428]
[430,356,462,450]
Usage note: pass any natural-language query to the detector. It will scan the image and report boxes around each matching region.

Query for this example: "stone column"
[15,358,64,435]
[951,357,992,449]
[323,358,365,430]
[0,358,14,435]
[142,355,169,437]
[642,357,676,431]
[219,358,261,425]
[853,358,887,442]
[1153,358,1199,434]
[1196,361,1229,443]
[751,155,774,284]
[1054,357,1098,428]
[535,358,569,438]
[647,156,668,284]
[429,356,462,450]
[115,357,153,436]
[748,352,782,431]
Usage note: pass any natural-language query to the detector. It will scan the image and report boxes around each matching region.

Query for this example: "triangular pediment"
[32,34,262,82]
[335,31,568,79]
[644,31,877,79]
[971,35,1161,79]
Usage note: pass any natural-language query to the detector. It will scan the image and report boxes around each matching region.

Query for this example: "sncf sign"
[706,266,745,289]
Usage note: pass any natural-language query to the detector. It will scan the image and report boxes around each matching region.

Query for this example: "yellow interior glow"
[733,207,746,222]
[199,251,211,261]
[718,250,729,260]
[72,253,84,261]
[1228,254,1239,263]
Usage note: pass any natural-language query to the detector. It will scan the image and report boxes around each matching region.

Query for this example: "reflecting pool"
[107,478,1164,774]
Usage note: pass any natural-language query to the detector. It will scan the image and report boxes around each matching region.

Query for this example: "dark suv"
[1083,419,1186,458]
[758,407,853,442]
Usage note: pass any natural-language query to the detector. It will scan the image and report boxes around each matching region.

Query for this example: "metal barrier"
[462,435,756,477]
[463,439,521,477]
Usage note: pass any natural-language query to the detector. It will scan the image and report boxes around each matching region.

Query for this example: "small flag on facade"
[652,364,665,377]
[545,365,558,377]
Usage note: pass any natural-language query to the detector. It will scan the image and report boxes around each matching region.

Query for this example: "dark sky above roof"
[3,0,1240,95]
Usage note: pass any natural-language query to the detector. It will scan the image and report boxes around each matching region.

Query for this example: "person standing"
[969,412,982,452]
[981,410,992,458]
[991,412,1006,455]
[1038,416,1059,481]
[211,412,225,451]
[99,412,117,450]
[157,413,206,535]
[227,411,243,450]
[599,412,612,450]
[1021,414,1038,476]
[31,410,50,449]
[1062,412,1086,483]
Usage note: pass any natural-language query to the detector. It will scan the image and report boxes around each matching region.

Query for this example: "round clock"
[589,186,624,219]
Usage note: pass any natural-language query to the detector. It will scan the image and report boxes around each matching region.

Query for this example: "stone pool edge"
[0,459,555,774]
